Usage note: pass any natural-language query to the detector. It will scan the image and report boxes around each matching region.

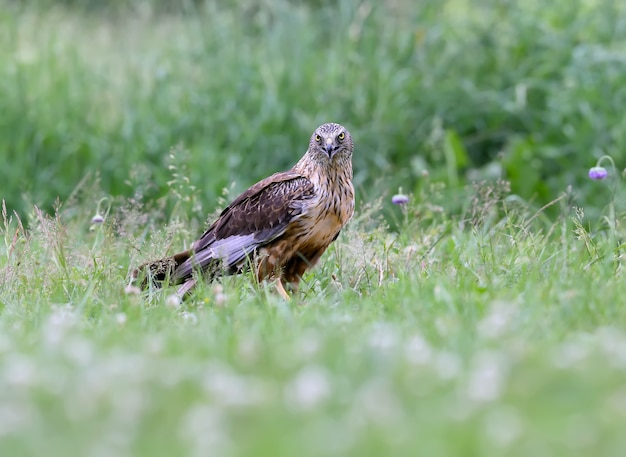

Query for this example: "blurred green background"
[1,0,624,219]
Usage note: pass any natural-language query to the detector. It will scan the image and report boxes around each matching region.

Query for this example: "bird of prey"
[132,122,355,299]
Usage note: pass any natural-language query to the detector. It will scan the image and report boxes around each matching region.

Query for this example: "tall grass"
[2,0,626,221]
[1,171,626,455]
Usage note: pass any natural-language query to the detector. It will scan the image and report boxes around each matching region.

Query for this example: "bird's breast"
[299,181,354,246]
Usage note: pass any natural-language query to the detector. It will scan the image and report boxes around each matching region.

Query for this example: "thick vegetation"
[1,1,626,456]
[2,0,626,219]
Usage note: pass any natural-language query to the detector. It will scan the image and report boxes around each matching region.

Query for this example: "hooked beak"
[324,139,336,158]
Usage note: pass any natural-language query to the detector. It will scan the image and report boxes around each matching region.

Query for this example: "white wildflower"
[284,365,332,411]
[467,350,507,402]
[166,294,181,308]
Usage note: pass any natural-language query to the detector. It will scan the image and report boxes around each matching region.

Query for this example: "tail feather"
[131,250,191,289]
[131,248,228,294]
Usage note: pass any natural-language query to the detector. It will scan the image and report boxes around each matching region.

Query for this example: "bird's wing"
[173,170,315,280]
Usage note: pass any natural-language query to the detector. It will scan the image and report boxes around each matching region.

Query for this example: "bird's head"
[308,123,353,163]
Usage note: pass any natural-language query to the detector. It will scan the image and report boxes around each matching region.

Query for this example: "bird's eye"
[315,134,321,143]
[337,132,345,141]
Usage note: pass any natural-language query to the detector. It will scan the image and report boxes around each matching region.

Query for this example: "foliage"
[2,0,626,220]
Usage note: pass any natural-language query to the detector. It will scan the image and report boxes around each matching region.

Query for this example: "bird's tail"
[131,250,192,290]
[131,249,230,297]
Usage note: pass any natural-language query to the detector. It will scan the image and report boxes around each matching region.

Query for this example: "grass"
[2,0,626,455]
[3,0,626,219]
[2,173,626,456]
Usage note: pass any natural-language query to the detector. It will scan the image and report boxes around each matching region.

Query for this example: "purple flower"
[391,194,409,205]
[91,213,104,224]
[588,166,608,181]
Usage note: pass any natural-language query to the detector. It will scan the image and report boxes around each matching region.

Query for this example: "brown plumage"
[132,122,355,299]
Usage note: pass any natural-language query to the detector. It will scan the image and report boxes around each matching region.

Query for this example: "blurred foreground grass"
[1,175,626,456]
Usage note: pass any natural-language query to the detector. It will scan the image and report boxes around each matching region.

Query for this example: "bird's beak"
[324,139,335,158]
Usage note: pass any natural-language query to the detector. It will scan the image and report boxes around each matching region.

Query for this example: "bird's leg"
[256,253,290,300]
[274,279,291,301]
[282,267,304,295]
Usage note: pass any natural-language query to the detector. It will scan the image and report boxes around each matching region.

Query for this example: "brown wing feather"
[172,170,315,281]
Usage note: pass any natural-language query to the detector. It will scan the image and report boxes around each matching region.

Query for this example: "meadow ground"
[2,0,626,455]
[2,176,626,456]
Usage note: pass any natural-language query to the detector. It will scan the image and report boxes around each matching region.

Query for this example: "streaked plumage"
[132,122,355,299]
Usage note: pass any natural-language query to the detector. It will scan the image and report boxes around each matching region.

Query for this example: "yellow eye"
[337,132,345,141]
[315,134,321,143]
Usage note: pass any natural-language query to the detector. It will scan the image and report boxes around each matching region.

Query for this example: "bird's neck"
[294,153,353,189]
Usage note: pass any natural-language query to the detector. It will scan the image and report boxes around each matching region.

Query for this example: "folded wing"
[172,171,315,281]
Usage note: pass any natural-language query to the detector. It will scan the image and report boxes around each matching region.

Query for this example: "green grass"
[2,175,626,456]
[2,0,626,219]
[2,0,626,455]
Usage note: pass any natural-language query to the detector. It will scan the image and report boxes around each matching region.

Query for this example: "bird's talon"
[275,280,291,301]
